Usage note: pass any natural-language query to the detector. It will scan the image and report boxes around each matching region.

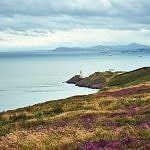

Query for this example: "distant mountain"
[0,43,149,55]
[51,43,150,54]
[125,43,149,49]
[94,43,150,50]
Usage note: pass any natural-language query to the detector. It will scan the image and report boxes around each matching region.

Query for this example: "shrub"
[52,105,64,114]
[116,117,137,126]
[9,113,28,122]
[0,126,11,136]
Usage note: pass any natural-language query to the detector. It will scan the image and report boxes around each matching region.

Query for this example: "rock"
[66,75,84,84]
[66,71,119,89]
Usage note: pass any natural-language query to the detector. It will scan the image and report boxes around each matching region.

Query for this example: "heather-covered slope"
[0,68,150,150]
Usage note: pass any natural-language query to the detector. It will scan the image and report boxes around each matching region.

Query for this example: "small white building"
[79,70,84,78]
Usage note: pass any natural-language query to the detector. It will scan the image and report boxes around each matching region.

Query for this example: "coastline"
[0,83,97,112]
[1,67,150,113]
[0,67,150,149]
[0,85,98,113]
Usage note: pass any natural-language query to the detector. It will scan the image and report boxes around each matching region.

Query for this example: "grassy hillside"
[0,68,150,149]
[67,71,120,89]
[67,67,150,89]
[108,67,150,87]
[76,71,117,89]
[0,85,149,149]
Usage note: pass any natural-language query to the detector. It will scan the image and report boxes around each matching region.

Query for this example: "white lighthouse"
[79,70,84,78]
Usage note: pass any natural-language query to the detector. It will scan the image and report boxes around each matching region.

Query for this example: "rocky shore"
[66,71,120,89]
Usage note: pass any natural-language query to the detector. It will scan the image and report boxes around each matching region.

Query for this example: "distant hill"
[51,43,150,54]
[0,43,149,55]
[94,43,150,50]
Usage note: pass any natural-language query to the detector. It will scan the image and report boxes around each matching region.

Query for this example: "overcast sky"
[0,0,150,51]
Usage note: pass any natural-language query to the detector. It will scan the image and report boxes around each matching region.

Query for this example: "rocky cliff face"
[66,75,83,84]
[66,71,117,89]
[66,67,150,89]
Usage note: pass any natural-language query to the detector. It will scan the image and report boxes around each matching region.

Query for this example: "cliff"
[66,67,150,89]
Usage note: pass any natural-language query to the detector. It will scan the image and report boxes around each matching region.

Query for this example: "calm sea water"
[0,53,149,112]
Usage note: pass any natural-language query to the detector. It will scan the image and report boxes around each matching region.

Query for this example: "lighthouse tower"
[79,70,83,78]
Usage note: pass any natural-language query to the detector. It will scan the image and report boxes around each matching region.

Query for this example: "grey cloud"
[0,15,150,32]
[0,0,150,32]
[0,0,111,17]
[0,0,149,17]
[0,37,7,41]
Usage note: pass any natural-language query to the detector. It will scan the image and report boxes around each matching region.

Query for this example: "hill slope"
[108,67,150,87]
[67,67,150,89]
[76,72,118,89]
[0,67,150,149]
[67,71,120,89]
[0,83,149,149]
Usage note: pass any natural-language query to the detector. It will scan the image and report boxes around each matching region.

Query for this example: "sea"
[0,52,149,112]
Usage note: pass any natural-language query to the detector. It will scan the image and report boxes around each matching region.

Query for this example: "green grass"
[68,67,150,89]
[76,71,118,88]
[108,67,150,87]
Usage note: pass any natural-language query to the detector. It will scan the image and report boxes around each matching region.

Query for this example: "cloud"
[0,0,149,18]
[0,0,149,31]
[0,0,112,17]
[0,0,150,50]
[0,28,150,50]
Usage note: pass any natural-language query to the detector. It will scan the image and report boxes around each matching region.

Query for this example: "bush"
[52,105,64,114]
[9,113,28,122]
[116,117,137,126]
[0,126,11,136]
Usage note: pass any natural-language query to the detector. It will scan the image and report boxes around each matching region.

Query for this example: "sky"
[0,0,150,51]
